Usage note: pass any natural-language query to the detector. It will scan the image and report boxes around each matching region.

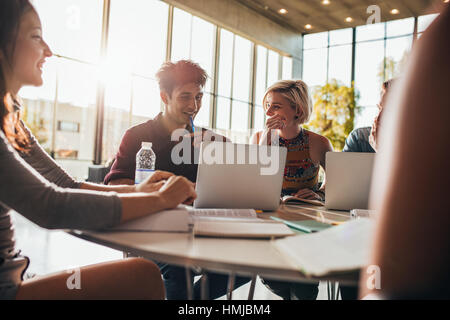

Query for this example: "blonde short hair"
[262,80,313,125]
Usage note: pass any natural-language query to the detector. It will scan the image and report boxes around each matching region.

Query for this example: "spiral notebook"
[112,206,295,239]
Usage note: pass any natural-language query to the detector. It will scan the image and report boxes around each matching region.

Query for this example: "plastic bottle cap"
[142,142,152,149]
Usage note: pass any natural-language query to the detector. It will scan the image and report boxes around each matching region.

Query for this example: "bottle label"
[135,169,155,184]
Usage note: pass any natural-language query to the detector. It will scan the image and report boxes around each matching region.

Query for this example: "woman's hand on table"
[135,170,174,193]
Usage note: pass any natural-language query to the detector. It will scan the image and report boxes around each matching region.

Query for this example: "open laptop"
[325,152,376,211]
[194,141,287,211]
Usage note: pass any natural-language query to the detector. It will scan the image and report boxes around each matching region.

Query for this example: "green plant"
[304,79,359,151]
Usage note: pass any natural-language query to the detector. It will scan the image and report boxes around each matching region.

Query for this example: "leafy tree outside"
[304,79,360,151]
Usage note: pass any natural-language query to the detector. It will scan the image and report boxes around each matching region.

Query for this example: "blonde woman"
[251,80,332,201]
[251,80,332,300]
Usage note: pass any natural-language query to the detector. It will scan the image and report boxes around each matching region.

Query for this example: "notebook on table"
[193,220,295,239]
[112,206,295,239]
[112,206,260,232]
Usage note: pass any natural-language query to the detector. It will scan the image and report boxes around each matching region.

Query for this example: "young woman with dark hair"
[0,0,196,300]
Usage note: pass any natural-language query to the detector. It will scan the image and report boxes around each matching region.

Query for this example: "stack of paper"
[194,220,295,238]
[188,208,259,222]
[273,218,375,276]
[350,209,378,219]
[111,206,294,238]
[111,206,292,238]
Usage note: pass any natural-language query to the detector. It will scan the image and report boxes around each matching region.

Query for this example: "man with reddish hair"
[104,60,248,299]
[105,60,213,185]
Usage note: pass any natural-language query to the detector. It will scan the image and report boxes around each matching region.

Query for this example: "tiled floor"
[12,212,330,300]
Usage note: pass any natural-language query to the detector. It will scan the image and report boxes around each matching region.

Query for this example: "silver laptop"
[325,152,376,211]
[194,141,287,211]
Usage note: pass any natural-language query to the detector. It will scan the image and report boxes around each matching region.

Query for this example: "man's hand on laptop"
[135,170,174,193]
[157,176,197,209]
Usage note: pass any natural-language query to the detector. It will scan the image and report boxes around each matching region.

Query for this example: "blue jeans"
[156,262,251,300]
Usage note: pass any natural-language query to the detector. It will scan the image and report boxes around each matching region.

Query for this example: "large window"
[266,50,280,90]
[171,8,215,128]
[216,32,253,142]
[215,34,292,141]
[253,46,268,132]
[282,56,293,80]
[22,0,104,179]
[103,0,168,162]
[303,47,328,87]
[355,18,414,127]
[303,28,352,87]
[33,0,103,63]
[21,0,298,176]
[231,36,252,134]
[417,13,439,37]
[302,17,420,129]
[354,40,385,107]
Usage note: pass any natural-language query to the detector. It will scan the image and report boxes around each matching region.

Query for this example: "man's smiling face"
[163,82,204,126]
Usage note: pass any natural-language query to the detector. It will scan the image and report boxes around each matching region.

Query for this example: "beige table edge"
[69,204,359,286]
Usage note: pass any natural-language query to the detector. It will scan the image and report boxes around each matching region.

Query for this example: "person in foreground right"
[359,4,450,299]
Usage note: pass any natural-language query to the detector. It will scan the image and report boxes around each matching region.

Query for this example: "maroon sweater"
[104,113,226,184]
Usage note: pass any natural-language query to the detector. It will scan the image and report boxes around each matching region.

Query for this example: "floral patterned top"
[279,129,320,196]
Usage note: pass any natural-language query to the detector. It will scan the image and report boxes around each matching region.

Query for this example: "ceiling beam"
[234,0,299,32]
[163,0,302,57]
[177,0,443,35]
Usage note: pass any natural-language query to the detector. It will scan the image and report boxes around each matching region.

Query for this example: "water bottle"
[135,142,156,184]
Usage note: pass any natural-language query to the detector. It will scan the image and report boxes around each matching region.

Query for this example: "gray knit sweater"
[0,126,122,299]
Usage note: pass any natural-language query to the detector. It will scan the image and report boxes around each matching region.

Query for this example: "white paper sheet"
[273,218,375,276]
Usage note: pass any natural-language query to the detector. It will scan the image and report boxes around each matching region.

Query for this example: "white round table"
[69,205,358,299]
